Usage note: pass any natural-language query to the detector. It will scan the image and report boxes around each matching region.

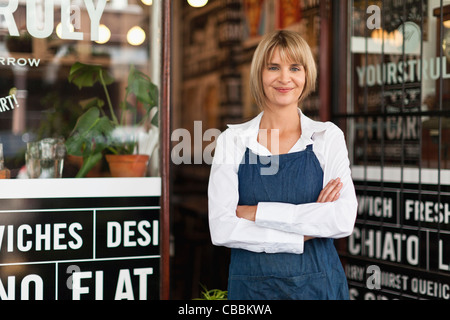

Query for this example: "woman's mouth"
[274,87,294,93]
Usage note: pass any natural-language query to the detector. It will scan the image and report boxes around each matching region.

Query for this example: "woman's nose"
[278,69,291,83]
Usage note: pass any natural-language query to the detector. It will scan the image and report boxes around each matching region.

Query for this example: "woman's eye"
[267,65,303,71]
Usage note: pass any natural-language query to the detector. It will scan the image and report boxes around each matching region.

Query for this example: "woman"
[208,30,357,300]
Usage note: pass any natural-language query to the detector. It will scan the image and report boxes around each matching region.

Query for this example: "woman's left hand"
[317,178,343,203]
[236,205,257,221]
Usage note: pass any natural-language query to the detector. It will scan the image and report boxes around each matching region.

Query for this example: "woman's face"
[262,47,306,110]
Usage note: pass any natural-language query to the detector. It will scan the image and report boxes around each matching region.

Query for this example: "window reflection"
[350,0,450,169]
[0,0,159,178]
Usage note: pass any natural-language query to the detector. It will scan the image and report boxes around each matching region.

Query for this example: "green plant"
[194,284,228,300]
[65,62,158,177]
[36,91,83,140]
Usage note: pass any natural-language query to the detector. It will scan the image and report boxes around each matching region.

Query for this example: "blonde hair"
[250,30,317,109]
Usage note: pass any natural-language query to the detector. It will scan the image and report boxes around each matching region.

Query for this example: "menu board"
[346,0,450,300]
[0,179,161,300]
[351,0,427,167]
[345,172,450,300]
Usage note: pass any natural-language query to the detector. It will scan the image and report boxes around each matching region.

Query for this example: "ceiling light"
[127,26,146,46]
[187,0,208,8]
[95,24,111,44]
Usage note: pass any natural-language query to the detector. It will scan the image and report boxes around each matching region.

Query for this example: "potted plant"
[193,284,227,300]
[65,62,158,177]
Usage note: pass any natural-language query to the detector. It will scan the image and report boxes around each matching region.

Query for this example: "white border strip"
[0,177,162,199]
[0,206,160,214]
[352,166,450,185]
[0,255,161,267]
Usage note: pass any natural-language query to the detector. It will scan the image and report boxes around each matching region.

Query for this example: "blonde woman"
[208,30,357,300]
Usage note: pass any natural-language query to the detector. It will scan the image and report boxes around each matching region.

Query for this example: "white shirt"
[208,109,357,254]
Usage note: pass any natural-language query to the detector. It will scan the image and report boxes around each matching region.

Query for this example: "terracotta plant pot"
[105,154,149,177]
[67,154,104,177]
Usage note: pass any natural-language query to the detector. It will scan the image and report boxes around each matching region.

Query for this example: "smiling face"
[262,47,306,110]
[249,30,317,110]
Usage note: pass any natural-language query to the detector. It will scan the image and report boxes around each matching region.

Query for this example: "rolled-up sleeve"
[208,130,305,254]
[255,126,357,239]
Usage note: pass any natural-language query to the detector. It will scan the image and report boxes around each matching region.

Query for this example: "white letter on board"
[115,269,134,300]
[107,222,121,248]
[26,0,54,38]
[60,0,83,40]
[0,0,19,36]
[84,0,107,41]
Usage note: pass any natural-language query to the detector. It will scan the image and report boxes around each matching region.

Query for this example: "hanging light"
[95,24,111,44]
[187,0,208,8]
[444,20,450,29]
[56,22,74,39]
[141,0,153,5]
[127,26,146,46]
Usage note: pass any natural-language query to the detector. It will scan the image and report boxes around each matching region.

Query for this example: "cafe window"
[341,0,450,300]
[0,0,161,179]
[0,1,169,301]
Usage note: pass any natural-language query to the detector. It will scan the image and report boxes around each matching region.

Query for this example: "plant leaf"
[126,66,159,110]
[76,152,103,178]
[194,284,228,300]
[65,107,114,177]
[79,97,105,110]
[68,62,114,89]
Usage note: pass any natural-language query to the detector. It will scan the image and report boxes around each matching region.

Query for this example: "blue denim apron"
[228,145,349,300]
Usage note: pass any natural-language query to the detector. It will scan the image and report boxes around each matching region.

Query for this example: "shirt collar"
[227,108,330,155]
